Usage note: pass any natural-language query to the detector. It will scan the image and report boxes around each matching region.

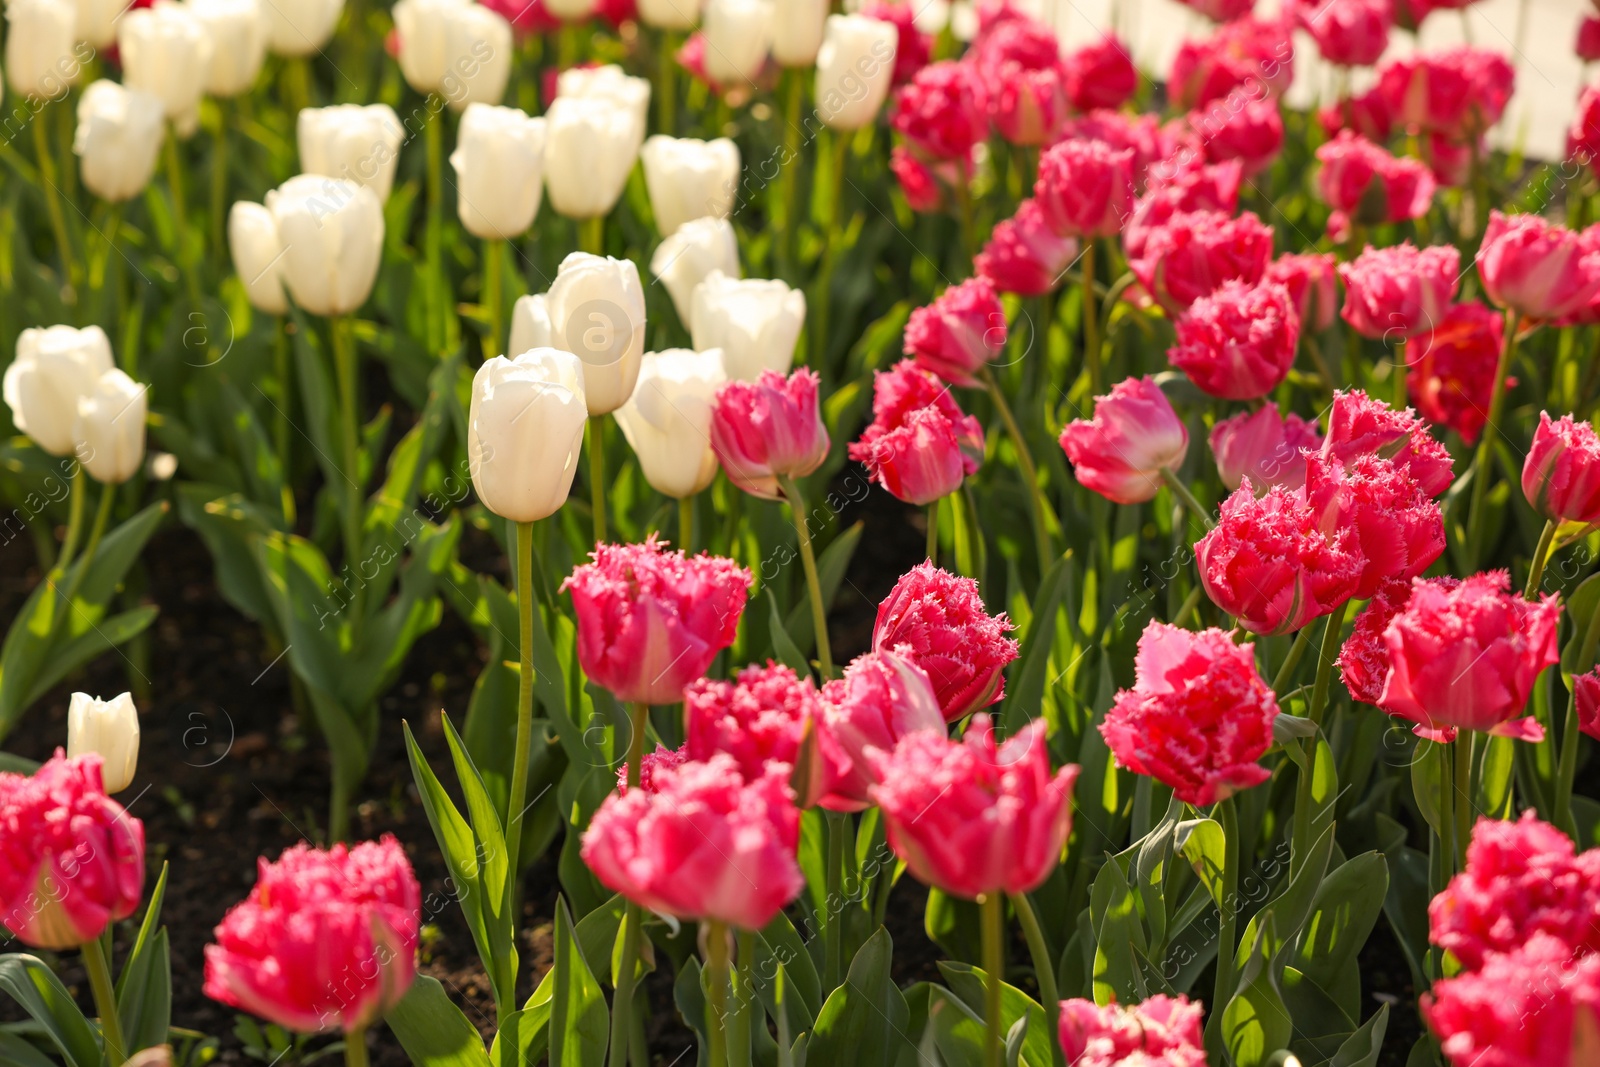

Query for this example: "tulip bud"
[701,0,772,87]
[543,0,594,20]
[544,252,647,415]
[507,293,552,356]
[3,326,115,457]
[1060,377,1190,505]
[75,368,148,485]
[543,95,643,220]
[555,65,650,151]
[815,14,897,130]
[67,693,139,794]
[393,0,466,94]
[650,217,740,327]
[614,348,727,498]
[265,175,384,317]
[771,0,826,66]
[8,0,81,99]
[260,0,342,54]
[74,80,166,204]
[1522,411,1600,526]
[467,348,589,522]
[440,4,512,109]
[450,103,546,239]
[298,104,405,203]
[689,271,804,382]
[189,0,266,97]
[710,368,828,499]
[637,0,697,30]
[640,136,738,238]
[229,201,288,316]
[76,0,132,47]
[119,2,215,137]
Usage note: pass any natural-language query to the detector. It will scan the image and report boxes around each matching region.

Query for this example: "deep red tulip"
[1408,301,1506,444]
[1062,34,1138,111]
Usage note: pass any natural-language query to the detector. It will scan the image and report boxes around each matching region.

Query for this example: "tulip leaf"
[0,954,103,1067]
[808,927,916,1065]
[117,861,169,995]
[1089,855,1148,1006]
[1291,853,1388,1020]
[23,605,159,710]
[767,591,812,677]
[441,713,519,1006]
[937,963,1055,1067]
[0,1031,57,1067]
[116,927,171,1054]
[386,976,492,1067]
[1001,550,1074,736]
[784,521,863,657]
[926,986,985,1067]
[548,897,610,1067]
[1330,1004,1390,1067]
[1219,920,1294,1067]
[1562,571,1600,675]
[754,911,823,1033]
[173,484,283,626]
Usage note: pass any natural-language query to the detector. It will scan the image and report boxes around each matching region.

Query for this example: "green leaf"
[117,862,169,996]
[1562,570,1600,675]
[1292,853,1388,1019]
[440,714,519,1004]
[116,927,171,1053]
[24,606,159,709]
[808,928,915,1066]
[937,962,1055,1067]
[386,976,492,1067]
[0,1031,57,1067]
[754,911,823,1034]
[1001,551,1073,736]
[1220,916,1293,1067]
[548,897,609,1067]
[784,522,863,656]
[926,986,985,1067]
[0,955,103,1067]
[768,592,811,676]
[1330,1004,1389,1067]
[1090,856,1148,1006]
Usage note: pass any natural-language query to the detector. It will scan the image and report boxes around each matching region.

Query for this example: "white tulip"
[266,174,384,317]
[6,0,81,100]
[75,368,148,485]
[641,135,739,237]
[189,0,266,96]
[450,103,546,240]
[468,348,588,522]
[298,104,405,203]
[650,216,739,326]
[228,201,288,315]
[398,0,513,110]
[507,294,552,358]
[542,0,593,22]
[261,0,343,55]
[119,2,215,137]
[75,0,131,47]
[545,252,647,415]
[636,0,697,30]
[3,326,114,457]
[614,348,726,499]
[74,80,166,204]
[543,96,642,220]
[815,14,897,130]
[690,271,805,381]
[67,692,140,794]
[770,0,826,66]
[700,0,772,88]
[909,0,947,34]
[555,64,650,151]
[392,0,460,94]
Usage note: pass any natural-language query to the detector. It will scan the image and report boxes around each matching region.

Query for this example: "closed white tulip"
[650,216,739,326]
[614,348,726,499]
[468,348,588,522]
[298,104,405,203]
[555,65,649,152]
[815,14,897,130]
[637,0,697,30]
[543,96,642,220]
[228,201,288,315]
[771,0,826,66]
[266,174,384,317]
[392,0,464,94]
[701,0,772,87]
[189,0,266,97]
[3,326,114,457]
[262,0,343,55]
[542,0,594,22]
[76,0,131,47]
[545,252,647,415]
[6,0,80,100]
[690,271,805,381]
[67,693,140,794]
[74,80,166,204]
[641,135,739,237]
[119,2,215,137]
[507,294,552,358]
[75,369,148,485]
[439,4,512,110]
[450,103,546,239]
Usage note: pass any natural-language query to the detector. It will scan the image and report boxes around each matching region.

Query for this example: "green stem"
[679,494,695,552]
[707,920,730,1067]
[954,158,975,260]
[1453,733,1474,871]
[1465,312,1519,566]
[978,366,1052,570]
[777,68,803,280]
[32,110,79,291]
[344,1026,369,1067]
[626,702,648,788]
[163,129,202,311]
[589,416,609,544]
[82,935,125,1067]
[1010,893,1064,1067]
[812,129,848,365]
[1307,599,1350,727]
[1393,336,1408,411]
[426,105,444,354]
[483,238,504,361]
[731,928,756,1065]
[210,100,229,266]
[1525,518,1558,599]
[582,214,605,257]
[331,318,365,591]
[823,809,846,992]
[979,892,1004,1067]
[1213,798,1240,1015]
[506,520,536,881]
[657,30,678,136]
[1082,241,1101,395]
[926,496,939,564]
[56,481,115,623]
[778,475,833,677]
[1270,625,1314,693]
[274,319,296,525]
[609,899,643,1067]
[1555,696,1582,835]
[56,464,88,575]
[1157,466,1214,531]
[89,203,123,295]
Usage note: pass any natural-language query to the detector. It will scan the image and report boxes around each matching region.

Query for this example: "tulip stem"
[1270,624,1314,694]
[55,482,116,629]
[425,105,444,355]
[735,929,758,1064]
[89,203,123,296]
[1453,733,1474,871]
[274,319,296,526]
[811,129,849,367]
[979,892,1004,1067]
[1555,695,1582,836]
[1393,336,1408,411]
[1081,241,1101,395]
[483,238,505,361]
[82,935,125,1067]
[56,465,88,576]
[344,1026,369,1067]
[581,215,605,257]
[777,68,803,280]
[1464,311,1520,567]
[1307,599,1349,728]
[706,919,730,1067]
[1212,797,1240,1019]
[608,898,643,1067]
[331,317,366,595]
[657,29,678,137]
[1157,467,1214,532]
[1010,893,1064,1067]
[506,520,536,881]
[1525,518,1558,599]
[163,128,203,313]
[589,416,609,544]
[822,809,847,992]
[926,496,939,565]
[679,494,695,552]
[31,110,79,292]
[978,366,1053,571]
[210,100,230,267]
[777,475,833,678]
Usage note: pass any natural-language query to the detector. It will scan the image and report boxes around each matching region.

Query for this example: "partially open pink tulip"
[1168,279,1300,400]
[904,276,1007,387]
[1338,242,1459,339]
[1209,405,1323,491]
[1060,377,1190,504]
[819,649,946,812]
[1522,412,1600,526]
[849,361,985,506]
[711,368,830,500]
[1034,137,1136,239]
[1320,389,1455,497]
[873,562,1019,721]
[1477,211,1600,324]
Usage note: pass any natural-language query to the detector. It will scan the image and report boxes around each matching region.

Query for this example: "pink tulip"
[891,61,990,161]
[986,63,1069,146]
[1320,389,1455,497]
[904,277,1007,387]
[1130,209,1274,313]
[1338,243,1460,339]
[1297,0,1392,67]
[1168,278,1300,399]
[711,369,830,500]
[616,744,687,794]
[0,752,144,950]
[891,147,945,213]
[1124,161,1244,260]
[819,649,947,812]
[1315,131,1436,226]
[204,838,419,1034]
[1059,376,1190,504]
[1209,405,1323,491]
[1265,252,1339,332]
[1376,47,1515,139]
[1522,411,1600,525]
[1577,668,1600,740]
[976,198,1080,296]
[582,754,804,930]
[1568,84,1600,167]
[850,360,985,505]
[1062,111,1173,188]
[1379,571,1560,741]
[1476,210,1600,323]
[562,538,753,706]
[1318,86,1395,143]
[1305,453,1446,600]
[870,715,1079,899]
[860,0,932,83]
[1168,16,1295,110]
[1034,138,1137,239]
[1172,0,1253,21]
[1408,300,1505,444]
[1059,995,1208,1067]
[873,562,1019,721]
[1104,622,1279,806]
[1196,97,1284,177]
[1339,576,1458,706]
[1062,35,1137,112]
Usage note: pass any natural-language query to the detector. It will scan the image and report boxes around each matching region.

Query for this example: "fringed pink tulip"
[1058,995,1208,1067]
[1320,389,1455,497]
[904,276,1007,387]
[1477,210,1600,324]
[711,369,829,500]
[849,360,985,505]
[873,562,1019,721]
[1129,209,1274,314]
[1315,131,1436,231]
[819,649,947,812]
[1296,0,1392,67]
[1062,35,1137,112]
[1034,138,1136,239]
[1376,46,1515,139]
[1059,376,1190,504]
[1305,453,1445,600]
[976,198,1079,296]
[1577,668,1600,741]
[1522,411,1600,525]
[1168,278,1300,400]
[891,61,990,161]
[1339,576,1460,706]
[1338,242,1459,339]
[1209,405,1323,491]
